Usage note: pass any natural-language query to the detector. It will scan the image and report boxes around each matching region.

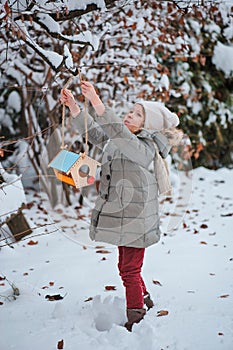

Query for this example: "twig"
[0,222,58,243]
[0,228,59,248]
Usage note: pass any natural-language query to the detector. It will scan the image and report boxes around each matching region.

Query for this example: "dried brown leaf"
[27,240,38,245]
[96,250,111,254]
[127,9,133,17]
[45,294,64,301]
[105,285,116,291]
[153,280,163,286]
[78,214,86,220]
[200,224,208,229]
[57,339,64,349]
[84,297,93,302]
[157,310,169,317]
[4,1,11,15]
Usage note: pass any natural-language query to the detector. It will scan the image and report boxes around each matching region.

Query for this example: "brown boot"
[124,308,146,332]
[144,294,154,310]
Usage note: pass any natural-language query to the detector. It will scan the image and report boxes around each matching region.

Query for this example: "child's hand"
[81,81,99,105]
[81,81,105,116]
[60,89,80,117]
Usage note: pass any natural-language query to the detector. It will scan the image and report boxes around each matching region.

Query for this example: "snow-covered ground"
[0,167,232,350]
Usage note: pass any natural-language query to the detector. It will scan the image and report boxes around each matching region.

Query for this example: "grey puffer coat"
[72,108,171,248]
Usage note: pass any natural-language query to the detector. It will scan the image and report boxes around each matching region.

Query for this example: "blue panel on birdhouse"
[49,149,80,173]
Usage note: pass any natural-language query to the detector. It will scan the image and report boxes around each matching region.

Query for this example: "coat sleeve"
[95,108,155,168]
[71,110,109,150]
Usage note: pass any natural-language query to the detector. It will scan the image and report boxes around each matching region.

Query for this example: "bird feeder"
[49,149,101,189]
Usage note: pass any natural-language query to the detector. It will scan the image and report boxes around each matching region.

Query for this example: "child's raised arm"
[81,81,105,116]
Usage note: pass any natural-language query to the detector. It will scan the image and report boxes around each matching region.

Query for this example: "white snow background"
[0,166,233,350]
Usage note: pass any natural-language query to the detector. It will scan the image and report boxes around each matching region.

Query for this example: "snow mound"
[92,295,126,331]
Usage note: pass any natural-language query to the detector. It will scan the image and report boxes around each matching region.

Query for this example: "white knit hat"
[137,101,179,131]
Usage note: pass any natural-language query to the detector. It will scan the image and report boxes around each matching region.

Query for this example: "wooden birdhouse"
[49,149,101,189]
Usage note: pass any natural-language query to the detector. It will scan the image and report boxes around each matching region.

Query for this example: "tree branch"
[13,0,119,22]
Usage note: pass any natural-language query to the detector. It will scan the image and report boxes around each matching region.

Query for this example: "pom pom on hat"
[137,101,179,131]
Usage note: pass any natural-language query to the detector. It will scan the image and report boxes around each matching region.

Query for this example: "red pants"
[118,246,148,309]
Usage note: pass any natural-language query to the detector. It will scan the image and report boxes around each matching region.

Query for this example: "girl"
[60,82,181,331]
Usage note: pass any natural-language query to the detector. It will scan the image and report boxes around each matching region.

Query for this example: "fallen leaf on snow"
[218,294,229,298]
[25,202,34,209]
[105,285,116,291]
[57,339,64,349]
[218,332,224,336]
[84,297,93,302]
[153,280,163,286]
[200,224,208,229]
[96,250,111,254]
[221,213,233,217]
[49,281,54,286]
[45,294,64,301]
[27,240,38,245]
[200,241,207,245]
[78,214,86,220]
[37,204,48,214]
[157,310,169,317]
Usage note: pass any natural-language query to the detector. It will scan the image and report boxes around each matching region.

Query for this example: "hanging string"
[78,68,88,156]
[61,76,73,149]
[61,105,65,149]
